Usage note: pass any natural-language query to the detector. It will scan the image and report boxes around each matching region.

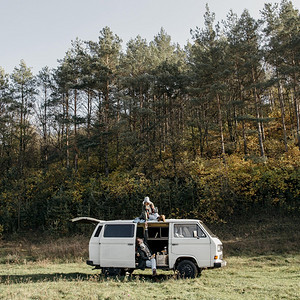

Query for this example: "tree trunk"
[65,92,70,169]
[74,89,79,171]
[19,85,24,174]
[87,89,91,162]
[293,91,300,149]
[43,85,48,165]
[277,79,288,152]
[104,80,109,176]
[291,54,300,149]
[216,94,226,162]
[242,119,248,155]
[252,68,265,158]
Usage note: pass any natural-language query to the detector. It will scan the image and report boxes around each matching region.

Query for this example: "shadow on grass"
[0,272,175,284]
[0,272,92,284]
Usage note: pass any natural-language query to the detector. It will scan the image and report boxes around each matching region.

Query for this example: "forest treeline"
[0,1,299,235]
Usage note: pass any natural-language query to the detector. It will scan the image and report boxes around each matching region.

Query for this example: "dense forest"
[0,1,299,235]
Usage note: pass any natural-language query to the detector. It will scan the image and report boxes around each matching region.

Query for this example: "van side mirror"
[193,230,198,238]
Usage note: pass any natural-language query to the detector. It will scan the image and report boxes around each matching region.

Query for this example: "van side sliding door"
[100,223,137,268]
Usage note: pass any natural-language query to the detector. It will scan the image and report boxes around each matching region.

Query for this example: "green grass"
[0,216,299,299]
[0,255,299,299]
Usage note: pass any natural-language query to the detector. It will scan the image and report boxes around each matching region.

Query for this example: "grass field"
[0,254,299,300]
[0,216,299,299]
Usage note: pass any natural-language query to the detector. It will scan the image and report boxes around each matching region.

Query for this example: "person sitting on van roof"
[136,237,157,276]
[141,196,165,222]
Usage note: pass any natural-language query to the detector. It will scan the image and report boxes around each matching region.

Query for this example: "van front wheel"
[176,260,198,278]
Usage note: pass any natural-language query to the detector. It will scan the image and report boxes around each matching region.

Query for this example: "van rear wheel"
[102,267,125,277]
[176,260,198,278]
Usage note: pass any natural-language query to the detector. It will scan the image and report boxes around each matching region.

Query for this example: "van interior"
[137,222,169,267]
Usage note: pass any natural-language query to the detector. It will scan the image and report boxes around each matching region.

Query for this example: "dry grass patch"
[212,215,300,256]
[0,235,89,264]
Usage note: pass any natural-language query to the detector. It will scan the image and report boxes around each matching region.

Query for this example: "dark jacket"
[136,229,152,270]
[136,244,151,270]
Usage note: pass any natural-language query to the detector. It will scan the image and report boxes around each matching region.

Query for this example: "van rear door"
[71,217,104,224]
[100,223,137,268]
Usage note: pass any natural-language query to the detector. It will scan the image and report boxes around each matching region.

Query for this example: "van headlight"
[217,244,223,252]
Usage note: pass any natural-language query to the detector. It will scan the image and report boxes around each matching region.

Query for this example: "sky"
[0,0,299,74]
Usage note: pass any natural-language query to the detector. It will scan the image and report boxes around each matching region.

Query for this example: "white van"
[72,217,226,278]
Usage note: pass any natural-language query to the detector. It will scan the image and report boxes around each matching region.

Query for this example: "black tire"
[176,260,198,278]
[102,267,125,277]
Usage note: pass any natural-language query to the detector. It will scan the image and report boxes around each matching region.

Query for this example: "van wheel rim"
[181,265,193,277]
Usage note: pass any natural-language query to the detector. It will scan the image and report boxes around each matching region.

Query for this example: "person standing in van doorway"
[136,237,157,276]
[141,196,165,222]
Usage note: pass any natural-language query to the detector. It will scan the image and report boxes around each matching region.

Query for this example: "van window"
[103,224,135,238]
[148,226,169,239]
[148,227,160,238]
[174,224,206,238]
[94,225,102,237]
[161,227,168,237]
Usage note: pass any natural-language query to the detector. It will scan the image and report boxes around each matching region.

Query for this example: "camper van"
[72,217,226,278]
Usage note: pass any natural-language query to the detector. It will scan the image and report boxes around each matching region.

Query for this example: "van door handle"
[128,243,134,246]
[172,243,178,246]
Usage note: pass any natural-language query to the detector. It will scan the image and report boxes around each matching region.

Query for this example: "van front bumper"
[214,260,227,268]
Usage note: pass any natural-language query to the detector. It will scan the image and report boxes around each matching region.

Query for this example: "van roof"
[105,219,201,224]
[72,217,202,224]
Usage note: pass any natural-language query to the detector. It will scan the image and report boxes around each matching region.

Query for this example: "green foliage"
[0,3,299,235]
[1,148,299,234]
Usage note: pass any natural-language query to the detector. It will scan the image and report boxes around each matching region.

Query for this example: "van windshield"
[200,221,217,238]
